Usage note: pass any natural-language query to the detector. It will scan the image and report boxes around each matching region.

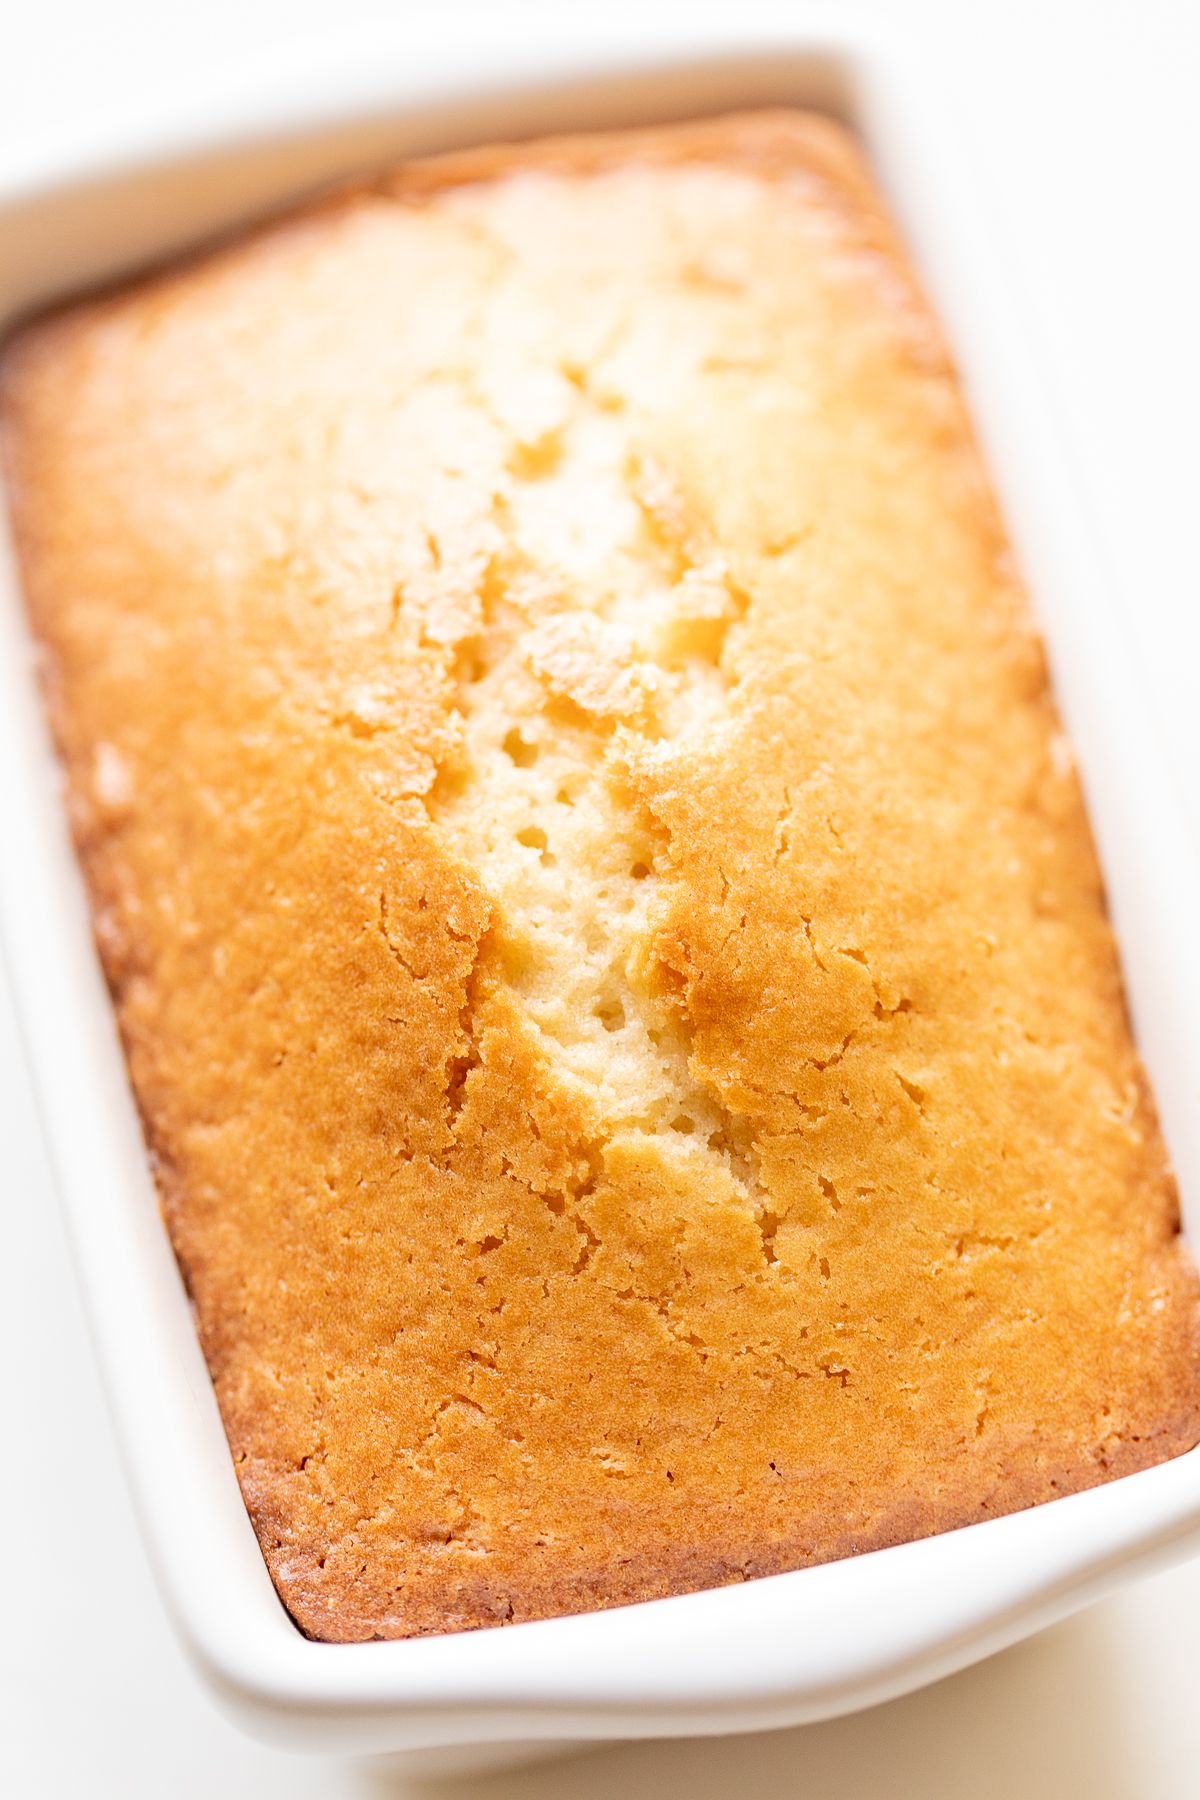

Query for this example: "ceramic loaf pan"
[0,14,1197,1773]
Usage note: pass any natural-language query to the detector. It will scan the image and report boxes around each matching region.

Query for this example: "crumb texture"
[3,111,1198,1642]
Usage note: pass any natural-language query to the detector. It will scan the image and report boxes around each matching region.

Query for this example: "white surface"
[3,1,1199,1795]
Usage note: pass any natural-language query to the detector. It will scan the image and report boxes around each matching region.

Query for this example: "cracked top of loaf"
[3,111,1198,1641]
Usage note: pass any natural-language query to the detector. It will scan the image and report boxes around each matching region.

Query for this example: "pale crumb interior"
[427,378,761,1194]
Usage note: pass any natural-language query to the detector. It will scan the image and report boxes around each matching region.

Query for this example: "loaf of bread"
[3,112,1198,1642]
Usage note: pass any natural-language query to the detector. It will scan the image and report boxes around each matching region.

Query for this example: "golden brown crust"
[3,110,1198,1642]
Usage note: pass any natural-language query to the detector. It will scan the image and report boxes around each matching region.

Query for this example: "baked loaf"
[3,112,1198,1642]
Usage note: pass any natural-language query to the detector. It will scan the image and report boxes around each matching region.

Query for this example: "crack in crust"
[418,371,775,1247]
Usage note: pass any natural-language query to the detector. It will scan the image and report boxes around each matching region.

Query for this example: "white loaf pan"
[1,11,1199,1774]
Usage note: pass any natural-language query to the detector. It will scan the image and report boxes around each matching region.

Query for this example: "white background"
[3,2,1199,1795]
